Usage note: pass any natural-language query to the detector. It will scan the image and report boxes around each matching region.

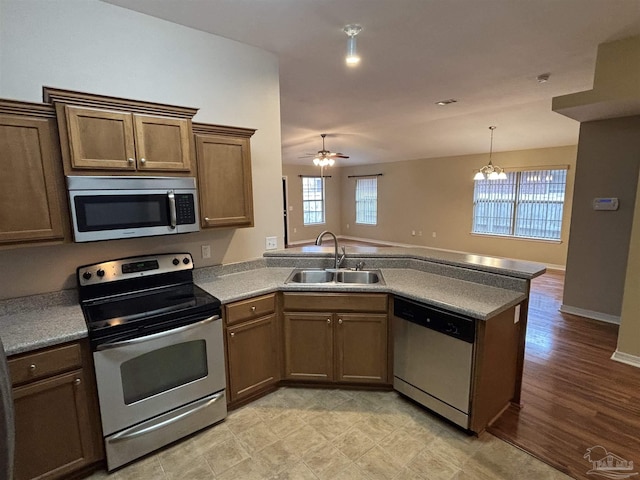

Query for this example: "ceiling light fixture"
[537,72,551,83]
[474,126,507,181]
[343,24,363,66]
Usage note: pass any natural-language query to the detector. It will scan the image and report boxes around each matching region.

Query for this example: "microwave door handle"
[168,191,177,229]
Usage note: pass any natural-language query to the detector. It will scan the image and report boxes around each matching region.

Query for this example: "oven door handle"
[168,191,177,229]
[108,391,225,443]
[96,315,220,351]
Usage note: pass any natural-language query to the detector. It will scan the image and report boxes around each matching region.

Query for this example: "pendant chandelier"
[474,126,507,180]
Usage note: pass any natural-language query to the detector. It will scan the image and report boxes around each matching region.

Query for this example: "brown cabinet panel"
[194,127,254,228]
[8,342,82,386]
[225,293,276,326]
[227,314,279,402]
[283,312,334,381]
[0,105,67,244]
[133,115,192,172]
[65,105,136,170]
[336,313,388,384]
[282,293,387,313]
[10,340,103,480]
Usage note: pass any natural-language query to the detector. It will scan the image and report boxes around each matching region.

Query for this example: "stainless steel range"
[77,253,226,471]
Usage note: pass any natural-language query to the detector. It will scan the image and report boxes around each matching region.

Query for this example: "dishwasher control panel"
[393,297,475,343]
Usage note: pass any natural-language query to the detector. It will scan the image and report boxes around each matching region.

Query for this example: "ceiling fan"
[300,133,349,167]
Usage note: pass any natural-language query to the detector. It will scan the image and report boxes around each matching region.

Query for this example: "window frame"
[472,168,568,242]
[302,176,326,226]
[355,177,378,226]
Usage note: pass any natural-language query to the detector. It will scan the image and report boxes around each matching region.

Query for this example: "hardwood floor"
[488,269,640,480]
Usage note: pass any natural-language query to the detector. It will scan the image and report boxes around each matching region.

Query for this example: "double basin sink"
[285,268,385,285]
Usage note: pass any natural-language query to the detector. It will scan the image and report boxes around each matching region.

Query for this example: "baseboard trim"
[611,350,640,368]
[559,304,621,324]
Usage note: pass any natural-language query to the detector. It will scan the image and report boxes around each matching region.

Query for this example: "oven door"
[93,315,225,436]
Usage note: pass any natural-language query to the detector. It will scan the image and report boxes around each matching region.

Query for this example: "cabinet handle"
[327,318,331,324]
[230,332,235,338]
[338,318,343,325]
[74,378,81,385]
[140,158,146,164]
[29,364,36,372]
[204,217,210,222]
[128,158,135,164]
[250,306,256,312]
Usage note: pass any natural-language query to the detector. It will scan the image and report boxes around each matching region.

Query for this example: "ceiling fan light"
[328,158,335,166]
[313,158,320,166]
[473,171,485,181]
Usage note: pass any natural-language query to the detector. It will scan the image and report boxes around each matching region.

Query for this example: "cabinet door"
[335,313,388,384]
[283,313,333,381]
[227,314,279,402]
[13,369,101,480]
[195,134,254,228]
[65,106,136,170]
[0,114,65,243]
[133,114,192,172]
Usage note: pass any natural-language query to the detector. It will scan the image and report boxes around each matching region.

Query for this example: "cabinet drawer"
[283,293,387,313]
[8,342,83,386]
[225,293,276,326]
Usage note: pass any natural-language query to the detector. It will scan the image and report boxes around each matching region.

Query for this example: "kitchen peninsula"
[0,245,544,479]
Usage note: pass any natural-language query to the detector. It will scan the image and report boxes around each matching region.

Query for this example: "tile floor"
[88,388,571,480]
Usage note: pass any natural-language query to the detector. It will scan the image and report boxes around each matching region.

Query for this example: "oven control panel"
[78,253,193,286]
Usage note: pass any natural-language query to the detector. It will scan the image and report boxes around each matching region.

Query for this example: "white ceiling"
[103,0,640,165]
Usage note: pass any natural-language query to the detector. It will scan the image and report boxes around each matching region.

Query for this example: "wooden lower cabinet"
[283,313,333,381]
[282,293,389,385]
[224,294,280,405]
[336,313,387,383]
[8,340,103,480]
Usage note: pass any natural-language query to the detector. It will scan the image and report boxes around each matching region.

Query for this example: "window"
[356,177,378,225]
[472,168,567,240]
[302,176,325,225]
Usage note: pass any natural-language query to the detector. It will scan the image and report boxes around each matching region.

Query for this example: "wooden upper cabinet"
[0,100,68,245]
[65,106,136,170]
[193,123,256,228]
[44,87,198,176]
[134,114,192,172]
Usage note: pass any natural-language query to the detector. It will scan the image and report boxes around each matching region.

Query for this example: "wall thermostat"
[593,197,619,211]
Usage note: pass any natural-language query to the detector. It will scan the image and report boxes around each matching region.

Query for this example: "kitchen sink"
[335,270,381,284]
[286,269,334,283]
[285,268,385,285]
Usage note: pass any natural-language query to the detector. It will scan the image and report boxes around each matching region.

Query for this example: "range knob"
[172,258,180,266]
[97,269,105,278]
[82,271,92,280]
[183,257,190,265]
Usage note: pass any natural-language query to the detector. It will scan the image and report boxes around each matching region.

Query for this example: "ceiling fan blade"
[334,154,350,159]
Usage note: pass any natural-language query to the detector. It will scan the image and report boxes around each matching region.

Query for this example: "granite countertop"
[265,245,546,279]
[0,264,528,356]
[0,290,86,356]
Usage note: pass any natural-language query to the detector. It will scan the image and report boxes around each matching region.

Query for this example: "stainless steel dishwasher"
[393,297,475,429]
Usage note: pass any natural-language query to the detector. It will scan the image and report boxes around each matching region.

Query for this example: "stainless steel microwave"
[67,176,200,242]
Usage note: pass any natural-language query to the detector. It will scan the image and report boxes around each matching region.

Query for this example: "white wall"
[0,0,283,299]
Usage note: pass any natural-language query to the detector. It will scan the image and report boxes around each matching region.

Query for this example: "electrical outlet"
[346,223,350,229]
[432,231,437,238]
[418,231,423,236]
[411,230,416,236]
[201,245,211,259]
[293,228,297,233]
[265,236,278,250]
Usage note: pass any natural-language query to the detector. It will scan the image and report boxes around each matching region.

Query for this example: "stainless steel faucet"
[315,231,345,269]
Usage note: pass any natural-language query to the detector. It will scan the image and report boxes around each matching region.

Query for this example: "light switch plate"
[265,236,278,250]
